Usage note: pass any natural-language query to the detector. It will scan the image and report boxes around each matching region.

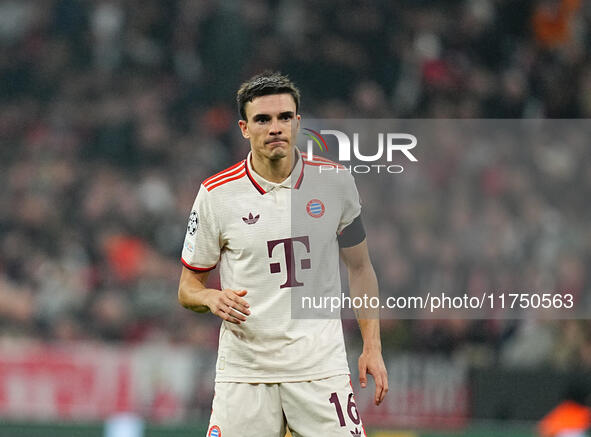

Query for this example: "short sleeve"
[337,172,362,234]
[181,184,221,271]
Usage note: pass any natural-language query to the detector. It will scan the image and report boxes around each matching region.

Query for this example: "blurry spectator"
[533,0,581,49]
[0,1,589,380]
[538,384,591,437]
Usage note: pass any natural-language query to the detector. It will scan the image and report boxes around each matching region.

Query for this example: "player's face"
[238,93,301,162]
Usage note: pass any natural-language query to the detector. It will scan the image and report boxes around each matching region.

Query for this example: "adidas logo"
[242,212,260,225]
[350,428,362,437]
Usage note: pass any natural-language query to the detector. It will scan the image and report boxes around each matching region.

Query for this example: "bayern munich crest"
[187,210,199,235]
[208,425,221,437]
[306,199,325,218]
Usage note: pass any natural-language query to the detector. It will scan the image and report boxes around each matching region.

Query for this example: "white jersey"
[181,148,361,383]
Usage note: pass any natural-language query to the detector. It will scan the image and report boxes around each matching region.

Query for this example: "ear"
[238,119,249,139]
[291,114,301,136]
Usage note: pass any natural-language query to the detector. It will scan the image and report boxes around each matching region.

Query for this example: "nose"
[269,118,282,135]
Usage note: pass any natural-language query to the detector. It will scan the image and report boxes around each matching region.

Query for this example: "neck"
[250,149,296,183]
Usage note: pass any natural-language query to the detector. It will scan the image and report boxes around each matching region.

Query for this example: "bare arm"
[340,239,388,406]
[178,267,250,324]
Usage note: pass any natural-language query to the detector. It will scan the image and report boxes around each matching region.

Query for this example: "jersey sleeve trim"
[181,257,217,272]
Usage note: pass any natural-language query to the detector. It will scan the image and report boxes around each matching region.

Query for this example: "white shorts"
[206,374,367,437]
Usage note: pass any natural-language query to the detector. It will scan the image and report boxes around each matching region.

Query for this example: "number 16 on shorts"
[329,391,365,436]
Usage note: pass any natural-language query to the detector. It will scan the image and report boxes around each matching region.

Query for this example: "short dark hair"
[236,71,300,120]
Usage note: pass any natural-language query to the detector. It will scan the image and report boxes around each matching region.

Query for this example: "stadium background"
[1,0,591,436]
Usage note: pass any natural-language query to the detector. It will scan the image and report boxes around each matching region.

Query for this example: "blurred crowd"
[1,0,591,371]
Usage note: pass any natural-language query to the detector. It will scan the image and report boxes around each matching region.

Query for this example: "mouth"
[265,139,288,146]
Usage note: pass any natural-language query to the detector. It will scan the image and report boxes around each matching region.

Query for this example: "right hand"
[204,289,250,324]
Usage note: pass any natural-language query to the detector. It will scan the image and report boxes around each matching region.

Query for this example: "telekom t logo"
[267,236,311,288]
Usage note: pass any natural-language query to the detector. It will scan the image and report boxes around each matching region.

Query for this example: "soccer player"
[178,72,388,437]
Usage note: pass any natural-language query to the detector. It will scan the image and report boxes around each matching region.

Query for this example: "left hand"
[358,348,388,406]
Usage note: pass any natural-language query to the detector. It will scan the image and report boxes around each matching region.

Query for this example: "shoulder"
[202,160,247,192]
[302,153,355,188]
[302,154,345,170]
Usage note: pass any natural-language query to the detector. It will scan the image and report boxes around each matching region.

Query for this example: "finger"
[222,296,249,318]
[224,291,250,314]
[219,309,243,324]
[358,361,367,388]
[225,304,247,321]
[221,289,247,300]
[376,369,389,405]
[228,306,248,321]
[215,300,246,323]
[229,294,251,315]
[377,386,385,405]
[374,373,384,405]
